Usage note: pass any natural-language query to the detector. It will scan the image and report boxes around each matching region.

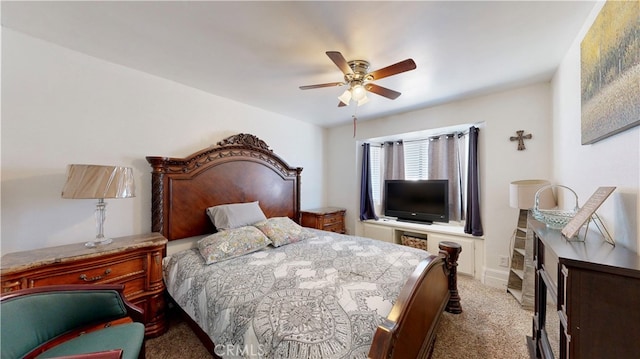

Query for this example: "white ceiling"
[2,1,597,128]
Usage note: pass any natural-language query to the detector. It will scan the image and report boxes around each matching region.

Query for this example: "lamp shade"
[338,89,352,104]
[357,95,369,106]
[62,164,135,199]
[509,179,555,210]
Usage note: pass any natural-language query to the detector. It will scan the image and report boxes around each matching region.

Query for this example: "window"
[403,139,429,180]
[366,131,470,222]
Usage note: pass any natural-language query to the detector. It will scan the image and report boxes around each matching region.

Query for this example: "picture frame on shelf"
[561,186,615,244]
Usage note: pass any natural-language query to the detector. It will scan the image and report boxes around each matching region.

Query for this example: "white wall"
[1,29,325,254]
[552,2,639,251]
[327,82,554,287]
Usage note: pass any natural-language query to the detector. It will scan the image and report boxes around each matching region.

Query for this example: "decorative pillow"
[206,201,267,230]
[253,217,315,247]
[197,226,271,265]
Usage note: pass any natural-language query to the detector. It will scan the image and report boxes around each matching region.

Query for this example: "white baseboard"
[482,267,509,290]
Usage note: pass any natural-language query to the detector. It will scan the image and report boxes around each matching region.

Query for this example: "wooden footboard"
[368,241,462,359]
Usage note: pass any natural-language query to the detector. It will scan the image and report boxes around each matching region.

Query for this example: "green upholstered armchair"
[1,284,145,359]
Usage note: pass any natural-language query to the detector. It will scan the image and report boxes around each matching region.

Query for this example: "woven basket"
[533,185,579,229]
[401,235,428,251]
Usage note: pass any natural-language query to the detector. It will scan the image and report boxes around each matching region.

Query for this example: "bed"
[146,133,462,359]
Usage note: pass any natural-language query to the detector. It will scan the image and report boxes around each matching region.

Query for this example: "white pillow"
[206,201,267,230]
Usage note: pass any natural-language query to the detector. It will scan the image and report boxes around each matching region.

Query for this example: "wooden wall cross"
[510,130,532,150]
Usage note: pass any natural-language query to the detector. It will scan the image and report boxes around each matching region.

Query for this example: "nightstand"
[0,233,168,338]
[301,207,346,234]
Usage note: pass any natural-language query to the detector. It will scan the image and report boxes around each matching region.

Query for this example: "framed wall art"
[580,0,639,145]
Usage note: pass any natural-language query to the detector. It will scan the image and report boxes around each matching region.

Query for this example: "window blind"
[369,145,382,205]
[403,139,429,180]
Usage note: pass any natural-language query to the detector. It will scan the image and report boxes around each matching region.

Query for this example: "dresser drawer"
[323,223,344,233]
[322,213,342,225]
[119,277,146,298]
[27,256,145,287]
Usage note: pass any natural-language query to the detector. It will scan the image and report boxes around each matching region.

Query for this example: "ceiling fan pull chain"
[352,114,357,138]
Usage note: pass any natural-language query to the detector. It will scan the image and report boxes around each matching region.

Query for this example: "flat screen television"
[383,179,449,224]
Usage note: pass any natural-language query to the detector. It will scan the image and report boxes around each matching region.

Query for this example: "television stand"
[397,218,433,225]
[362,219,482,278]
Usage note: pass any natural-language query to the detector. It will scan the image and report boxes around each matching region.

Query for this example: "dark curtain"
[360,143,378,220]
[464,126,483,236]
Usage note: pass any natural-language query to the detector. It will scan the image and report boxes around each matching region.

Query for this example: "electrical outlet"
[499,256,509,267]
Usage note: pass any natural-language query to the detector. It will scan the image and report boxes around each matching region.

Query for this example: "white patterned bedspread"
[163,229,431,359]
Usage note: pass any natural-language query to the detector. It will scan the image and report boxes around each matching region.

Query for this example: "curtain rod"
[386,131,466,144]
[361,129,470,147]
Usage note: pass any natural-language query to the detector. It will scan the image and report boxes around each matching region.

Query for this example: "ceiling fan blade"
[299,82,344,90]
[368,59,416,81]
[326,51,353,76]
[338,101,348,107]
[365,83,401,99]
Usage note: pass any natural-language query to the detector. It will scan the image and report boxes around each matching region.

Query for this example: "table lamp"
[62,164,135,247]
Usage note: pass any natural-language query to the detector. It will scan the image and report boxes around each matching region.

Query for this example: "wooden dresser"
[0,233,168,338]
[300,207,346,234]
[529,219,640,359]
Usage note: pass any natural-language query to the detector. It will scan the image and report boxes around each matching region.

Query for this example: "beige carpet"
[146,276,532,358]
[431,276,532,359]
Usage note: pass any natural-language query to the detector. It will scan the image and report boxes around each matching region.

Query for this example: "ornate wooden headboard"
[146,134,303,241]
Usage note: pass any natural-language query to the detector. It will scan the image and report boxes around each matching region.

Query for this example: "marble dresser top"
[1,233,167,274]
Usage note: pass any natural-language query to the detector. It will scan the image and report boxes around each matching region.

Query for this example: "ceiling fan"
[299,51,417,107]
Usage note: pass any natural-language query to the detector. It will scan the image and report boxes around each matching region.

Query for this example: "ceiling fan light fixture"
[338,90,352,104]
[351,84,367,101]
[357,95,369,107]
